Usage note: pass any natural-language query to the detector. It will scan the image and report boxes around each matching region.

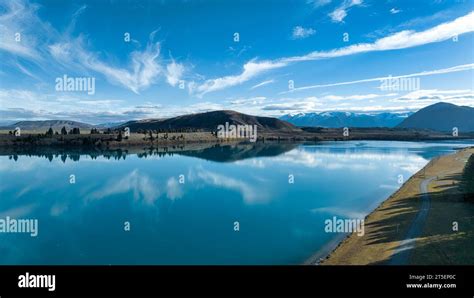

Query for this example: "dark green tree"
[46,127,54,136]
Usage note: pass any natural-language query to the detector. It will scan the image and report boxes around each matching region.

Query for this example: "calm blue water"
[0,140,472,265]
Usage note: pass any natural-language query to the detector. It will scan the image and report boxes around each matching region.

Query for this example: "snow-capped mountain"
[279,111,413,128]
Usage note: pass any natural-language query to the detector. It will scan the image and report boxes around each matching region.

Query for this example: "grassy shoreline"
[311,146,474,265]
[1,128,473,149]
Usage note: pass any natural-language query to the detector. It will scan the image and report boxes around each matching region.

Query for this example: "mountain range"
[1,120,94,131]
[0,120,127,131]
[280,111,413,128]
[1,102,473,133]
[280,102,474,132]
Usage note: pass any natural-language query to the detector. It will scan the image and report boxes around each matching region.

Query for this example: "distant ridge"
[4,103,472,133]
[397,102,474,132]
[1,120,93,131]
[280,111,412,128]
[117,110,300,132]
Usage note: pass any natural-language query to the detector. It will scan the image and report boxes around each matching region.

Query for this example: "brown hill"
[117,110,300,132]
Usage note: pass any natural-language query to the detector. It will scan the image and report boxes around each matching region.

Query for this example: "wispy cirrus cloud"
[165,60,185,87]
[250,79,275,90]
[329,0,363,23]
[90,41,164,94]
[283,63,474,93]
[192,59,286,97]
[307,0,332,8]
[192,12,474,96]
[0,0,185,94]
[0,0,51,61]
[49,35,164,94]
[281,11,474,63]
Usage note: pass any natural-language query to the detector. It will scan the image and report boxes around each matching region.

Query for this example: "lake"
[0,140,472,265]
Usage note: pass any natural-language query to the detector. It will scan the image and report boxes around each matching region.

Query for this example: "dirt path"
[388,176,435,265]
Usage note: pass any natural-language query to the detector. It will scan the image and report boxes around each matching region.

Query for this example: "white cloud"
[292,26,316,39]
[307,0,332,8]
[0,0,46,60]
[285,63,474,92]
[329,9,347,23]
[390,8,401,14]
[259,87,473,114]
[166,60,185,87]
[250,79,275,90]
[322,93,397,101]
[263,97,322,111]
[48,35,164,94]
[0,88,157,123]
[283,11,474,63]
[193,59,286,96]
[392,89,474,107]
[329,0,363,23]
[15,62,40,80]
[229,96,266,106]
[88,41,163,94]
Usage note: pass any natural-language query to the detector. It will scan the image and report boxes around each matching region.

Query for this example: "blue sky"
[0,0,473,124]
